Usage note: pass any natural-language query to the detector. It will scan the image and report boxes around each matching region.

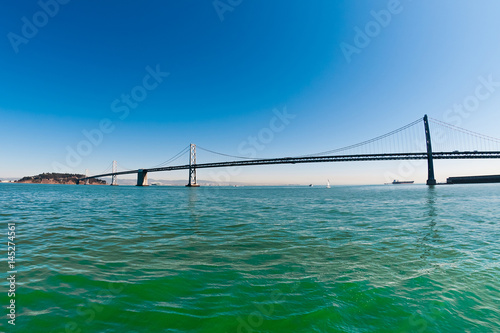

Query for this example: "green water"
[1,183,499,332]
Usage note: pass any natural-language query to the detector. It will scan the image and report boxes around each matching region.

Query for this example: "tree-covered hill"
[16,173,106,185]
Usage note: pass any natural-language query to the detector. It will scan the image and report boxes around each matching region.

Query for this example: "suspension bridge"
[77,115,500,186]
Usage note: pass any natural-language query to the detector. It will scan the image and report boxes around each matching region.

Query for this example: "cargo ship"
[392,180,414,184]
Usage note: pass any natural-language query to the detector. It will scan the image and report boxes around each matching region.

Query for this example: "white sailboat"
[326,179,330,188]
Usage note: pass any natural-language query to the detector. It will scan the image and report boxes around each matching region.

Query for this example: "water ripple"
[0,183,499,332]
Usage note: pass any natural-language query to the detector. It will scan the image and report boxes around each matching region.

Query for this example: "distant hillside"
[16,173,106,185]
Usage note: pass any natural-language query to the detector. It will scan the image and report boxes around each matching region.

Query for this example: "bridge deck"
[79,151,500,181]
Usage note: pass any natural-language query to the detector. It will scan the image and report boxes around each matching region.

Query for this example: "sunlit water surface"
[1,183,499,332]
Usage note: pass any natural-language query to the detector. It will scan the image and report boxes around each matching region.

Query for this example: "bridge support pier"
[186,143,200,187]
[424,115,437,186]
[85,169,89,185]
[111,160,118,186]
[137,170,148,186]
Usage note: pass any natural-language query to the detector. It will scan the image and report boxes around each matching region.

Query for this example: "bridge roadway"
[80,151,500,181]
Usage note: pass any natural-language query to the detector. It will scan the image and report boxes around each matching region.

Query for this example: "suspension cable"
[116,162,135,171]
[196,146,259,160]
[97,161,113,175]
[429,117,500,143]
[197,118,425,161]
[302,118,423,157]
[147,145,191,168]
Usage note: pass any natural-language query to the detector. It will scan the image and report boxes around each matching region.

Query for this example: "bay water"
[1,183,499,332]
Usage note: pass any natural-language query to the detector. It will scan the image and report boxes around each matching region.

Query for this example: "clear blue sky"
[1,0,500,184]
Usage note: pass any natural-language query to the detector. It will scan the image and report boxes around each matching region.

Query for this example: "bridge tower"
[111,160,118,186]
[186,143,200,187]
[423,115,437,186]
[85,169,89,185]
